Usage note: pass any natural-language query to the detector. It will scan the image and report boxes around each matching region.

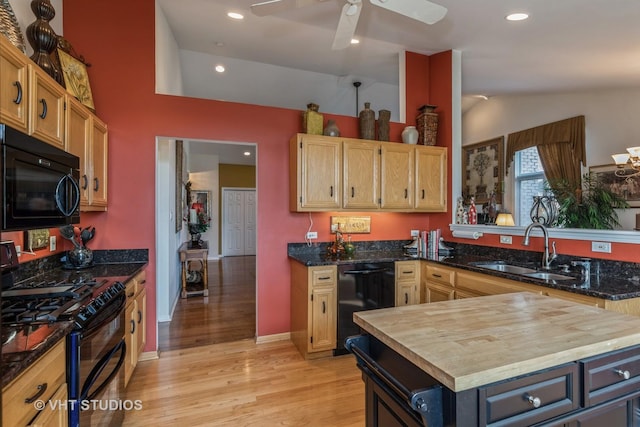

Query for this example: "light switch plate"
[591,241,611,253]
[306,231,318,239]
[50,236,56,251]
[410,230,420,237]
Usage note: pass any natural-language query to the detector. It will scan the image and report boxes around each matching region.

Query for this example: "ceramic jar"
[323,119,340,137]
[303,103,323,135]
[401,126,419,144]
[416,104,438,145]
[359,102,375,140]
[377,109,390,141]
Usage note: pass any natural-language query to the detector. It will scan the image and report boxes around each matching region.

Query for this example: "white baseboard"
[255,332,291,344]
[139,351,159,361]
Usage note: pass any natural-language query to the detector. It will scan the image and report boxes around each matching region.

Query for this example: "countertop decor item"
[530,194,559,226]
[416,104,438,145]
[359,102,375,140]
[0,0,26,53]
[323,119,340,137]
[26,0,64,85]
[377,109,390,141]
[302,102,323,135]
[401,126,418,144]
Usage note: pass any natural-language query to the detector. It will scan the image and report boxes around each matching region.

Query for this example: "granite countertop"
[288,250,416,266]
[2,249,149,388]
[433,253,640,301]
[354,292,640,392]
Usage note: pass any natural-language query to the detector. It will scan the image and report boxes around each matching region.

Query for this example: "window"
[514,147,545,226]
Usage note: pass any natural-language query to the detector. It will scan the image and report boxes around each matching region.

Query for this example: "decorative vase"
[530,195,559,226]
[323,119,340,137]
[0,0,26,53]
[302,103,323,135]
[416,104,438,145]
[26,0,64,85]
[377,109,390,141]
[67,247,93,268]
[359,102,375,140]
[401,126,419,144]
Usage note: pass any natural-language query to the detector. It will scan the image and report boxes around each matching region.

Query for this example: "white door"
[222,188,256,256]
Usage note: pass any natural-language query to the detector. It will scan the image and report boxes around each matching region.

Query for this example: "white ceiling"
[156,0,640,164]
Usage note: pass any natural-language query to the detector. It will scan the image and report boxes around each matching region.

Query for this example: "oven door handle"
[343,268,388,275]
[80,338,126,402]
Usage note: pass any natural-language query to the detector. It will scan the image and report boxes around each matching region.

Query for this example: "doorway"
[155,138,257,352]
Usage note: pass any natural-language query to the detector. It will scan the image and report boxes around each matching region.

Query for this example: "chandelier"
[611,147,640,180]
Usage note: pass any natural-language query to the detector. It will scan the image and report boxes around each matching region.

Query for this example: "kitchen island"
[349,292,640,426]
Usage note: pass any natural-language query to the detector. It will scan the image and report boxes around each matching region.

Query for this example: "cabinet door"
[291,135,341,210]
[310,285,336,351]
[425,282,454,303]
[396,282,417,306]
[29,382,68,427]
[380,143,414,210]
[90,117,108,208]
[415,146,447,211]
[65,96,92,206]
[343,140,379,209]
[124,300,136,387]
[29,65,65,149]
[0,37,29,132]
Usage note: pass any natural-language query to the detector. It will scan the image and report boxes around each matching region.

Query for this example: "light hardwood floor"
[122,339,365,426]
[127,256,365,425]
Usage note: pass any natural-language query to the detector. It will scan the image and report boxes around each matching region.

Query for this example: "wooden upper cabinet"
[380,143,414,210]
[415,145,447,211]
[29,64,66,149]
[0,37,29,132]
[343,140,380,209]
[65,96,108,210]
[290,134,341,211]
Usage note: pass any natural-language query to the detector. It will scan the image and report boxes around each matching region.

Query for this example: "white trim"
[138,351,160,361]
[255,332,291,344]
[450,224,640,244]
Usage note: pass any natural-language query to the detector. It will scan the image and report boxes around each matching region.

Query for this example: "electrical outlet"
[591,241,611,253]
[499,235,512,245]
[306,231,318,239]
[410,229,420,237]
[330,224,338,232]
[15,245,21,257]
[50,236,56,251]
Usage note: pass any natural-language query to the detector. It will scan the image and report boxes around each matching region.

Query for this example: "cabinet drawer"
[311,267,336,286]
[582,344,640,406]
[396,261,419,282]
[2,340,66,427]
[424,264,454,286]
[478,363,579,426]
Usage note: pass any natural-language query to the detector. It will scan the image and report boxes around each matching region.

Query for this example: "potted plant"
[550,173,629,229]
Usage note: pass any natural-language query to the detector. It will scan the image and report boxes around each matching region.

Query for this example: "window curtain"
[506,115,585,191]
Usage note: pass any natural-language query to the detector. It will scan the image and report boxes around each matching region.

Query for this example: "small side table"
[179,241,209,298]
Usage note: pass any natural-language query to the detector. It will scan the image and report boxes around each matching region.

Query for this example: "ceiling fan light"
[227,12,244,20]
[612,153,630,165]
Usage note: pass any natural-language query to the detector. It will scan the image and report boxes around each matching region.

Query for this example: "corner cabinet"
[290,133,448,213]
[290,261,337,359]
[124,270,147,387]
[66,96,108,211]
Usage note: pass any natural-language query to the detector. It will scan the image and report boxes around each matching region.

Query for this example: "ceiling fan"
[250,0,448,50]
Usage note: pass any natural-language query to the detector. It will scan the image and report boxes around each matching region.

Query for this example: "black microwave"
[1,124,80,231]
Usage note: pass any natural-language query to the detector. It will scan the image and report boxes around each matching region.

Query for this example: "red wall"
[61,0,453,351]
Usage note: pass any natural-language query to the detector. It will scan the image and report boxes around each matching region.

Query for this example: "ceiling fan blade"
[250,0,321,17]
[332,1,362,50]
[368,0,447,25]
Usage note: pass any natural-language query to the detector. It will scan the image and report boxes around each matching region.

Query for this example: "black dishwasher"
[335,262,395,355]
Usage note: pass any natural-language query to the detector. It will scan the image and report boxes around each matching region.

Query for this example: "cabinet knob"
[525,394,541,408]
[614,369,631,380]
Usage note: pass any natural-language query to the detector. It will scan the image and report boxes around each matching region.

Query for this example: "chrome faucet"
[522,223,557,270]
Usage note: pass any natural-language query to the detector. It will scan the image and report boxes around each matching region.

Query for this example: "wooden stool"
[179,241,209,298]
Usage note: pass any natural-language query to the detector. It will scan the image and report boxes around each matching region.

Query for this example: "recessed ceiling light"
[243,151,251,156]
[350,39,360,45]
[215,41,225,47]
[506,12,529,21]
[227,12,244,20]
[215,65,225,73]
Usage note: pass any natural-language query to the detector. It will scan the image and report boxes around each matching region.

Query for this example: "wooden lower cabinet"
[290,262,337,359]
[124,270,147,387]
[395,260,420,306]
[422,263,455,303]
[2,340,67,427]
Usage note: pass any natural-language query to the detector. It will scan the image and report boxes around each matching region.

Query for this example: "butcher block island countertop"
[353,292,640,393]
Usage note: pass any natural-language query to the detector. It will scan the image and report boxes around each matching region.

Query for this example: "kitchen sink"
[470,262,537,275]
[522,271,575,281]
